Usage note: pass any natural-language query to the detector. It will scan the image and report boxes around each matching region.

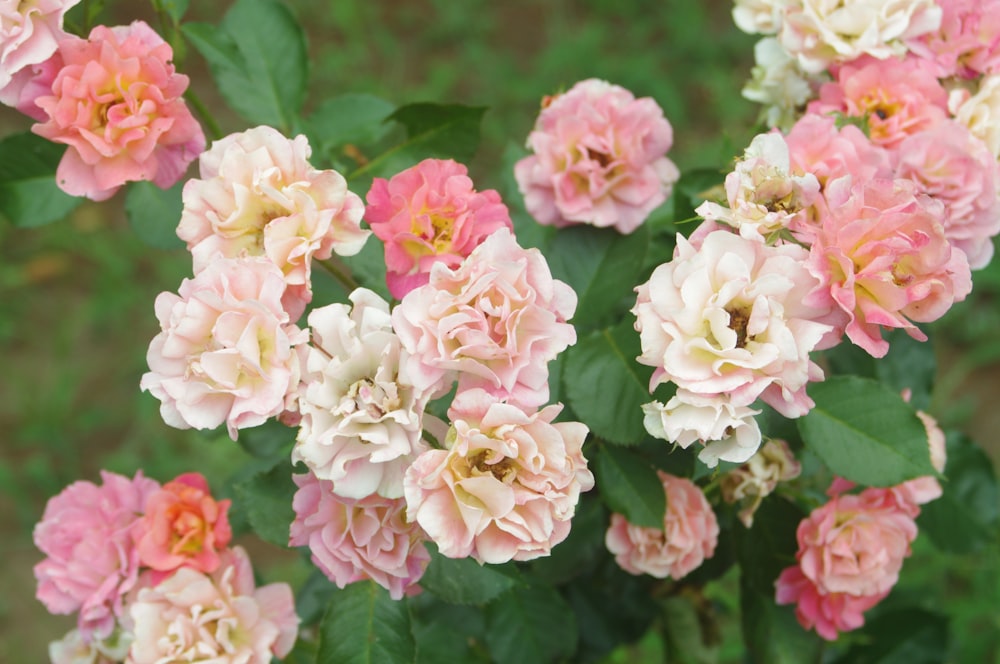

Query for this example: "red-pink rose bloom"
[31,21,205,201]
[403,389,594,565]
[127,546,298,664]
[365,158,513,299]
[140,256,308,440]
[805,178,972,357]
[132,472,232,579]
[177,126,369,320]
[0,0,79,93]
[892,120,1000,270]
[515,78,679,234]
[392,228,577,409]
[289,472,430,600]
[775,487,919,640]
[34,470,160,641]
[906,0,1000,78]
[606,472,719,579]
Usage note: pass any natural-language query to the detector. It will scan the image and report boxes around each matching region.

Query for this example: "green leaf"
[485,584,577,664]
[339,238,391,300]
[354,104,487,180]
[673,167,725,232]
[798,376,935,486]
[546,224,650,331]
[740,575,823,664]
[563,320,653,445]
[411,594,491,663]
[0,133,81,227]
[308,93,396,157]
[232,458,297,548]
[124,181,185,250]
[593,444,665,529]
[661,595,719,664]
[418,544,521,605]
[735,496,805,595]
[824,329,936,411]
[317,581,416,664]
[159,0,190,22]
[831,608,948,664]
[184,0,308,131]
[500,142,554,251]
[527,494,606,585]
[233,418,295,461]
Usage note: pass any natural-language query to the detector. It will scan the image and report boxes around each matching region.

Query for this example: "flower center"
[470,450,517,483]
[340,377,400,420]
[726,307,751,348]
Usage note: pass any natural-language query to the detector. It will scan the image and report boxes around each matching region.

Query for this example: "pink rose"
[775,565,886,641]
[31,22,205,201]
[289,472,430,600]
[132,472,232,578]
[127,547,298,664]
[177,126,369,320]
[0,0,79,92]
[365,158,513,299]
[606,472,719,579]
[34,470,160,640]
[392,228,577,409]
[805,179,972,357]
[515,78,679,234]
[0,49,61,121]
[403,389,594,564]
[905,0,1000,78]
[140,256,308,440]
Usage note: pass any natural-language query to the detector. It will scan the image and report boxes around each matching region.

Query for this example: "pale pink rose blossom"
[49,628,131,664]
[805,179,972,357]
[31,22,205,201]
[403,389,594,564]
[775,565,886,641]
[732,0,785,34]
[950,74,1000,159]
[293,288,431,499]
[642,391,763,468]
[778,0,942,73]
[365,158,513,299]
[605,472,718,579]
[127,546,298,664]
[132,472,232,578]
[177,126,369,320]
[392,228,577,409]
[742,37,821,131]
[633,230,833,418]
[905,0,1000,78]
[0,0,79,92]
[140,256,308,440]
[289,472,430,600]
[892,120,1000,270]
[721,438,802,527]
[34,470,160,641]
[515,78,679,234]
[0,48,60,121]
[808,55,948,148]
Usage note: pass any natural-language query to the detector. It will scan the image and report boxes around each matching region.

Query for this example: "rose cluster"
[34,470,298,663]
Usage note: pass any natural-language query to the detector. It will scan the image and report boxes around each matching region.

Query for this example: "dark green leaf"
[160,0,190,22]
[673,167,725,232]
[661,595,719,664]
[593,444,665,529]
[740,575,823,664]
[485,584,577,664]
[339,238,391,300]
[831,608,948,664]
[527,493,606,585]
[124,181,185,250]
[232,459,297,548]
[419,544,521,605]
[411,594,491,664]
[233,418,295,461]
[736,496,805,595]
[294,567,338,626]
[563,321,653,445]
[308,93,396,157]
[0,133,80,227]
[546,224,650,331]
[798,376,935,486]
[317,581,416,664]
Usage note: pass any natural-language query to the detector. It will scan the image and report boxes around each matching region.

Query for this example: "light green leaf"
[232,459,297,548]
[124,181,185,250]
[0,133,80,227]
[485,584,577,664]
[593,444,665,529]
[159,0,190,22]
[419,544,521,605]
[798,376,935,486]
[317,582,416,664]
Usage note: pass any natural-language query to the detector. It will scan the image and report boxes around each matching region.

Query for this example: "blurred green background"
[1,0,998,661]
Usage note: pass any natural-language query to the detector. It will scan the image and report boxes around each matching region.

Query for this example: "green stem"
[183,89,224,142]
[317,257,360,293]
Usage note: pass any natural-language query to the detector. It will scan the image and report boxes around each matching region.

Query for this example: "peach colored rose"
[140,256,308,440]
[177,126,368,320]
[403,389,593,564]
[642,392,763,468]
[0,0,79,92]
[605,472,719,579]
[289,472,429,600]
[31,22,204,200]
[34,470,160,640]
[392,228,577,409]
[515,78,679,234]
[721,438,801,527]
[49,628,131,664]
[132,472,232,578]
[950,74,1000,159]
[365,158,513,299]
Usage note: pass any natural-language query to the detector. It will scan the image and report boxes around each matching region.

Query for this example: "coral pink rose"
[365,158,513,299]
[34,470,160,640]
[127,546,298,664]
[392,228,577,409]
[132,472,232,578]
[515,78,679,234]
[775,565,886,641]
[289,472,430,600]
[177,126,369,320]
[140,256,308,440]
[606,472,719,579]
[32,22,204,201]
[0,0,79,92]
[403,389,593,564]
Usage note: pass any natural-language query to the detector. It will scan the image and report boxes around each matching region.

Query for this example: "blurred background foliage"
[1,0,998,661]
